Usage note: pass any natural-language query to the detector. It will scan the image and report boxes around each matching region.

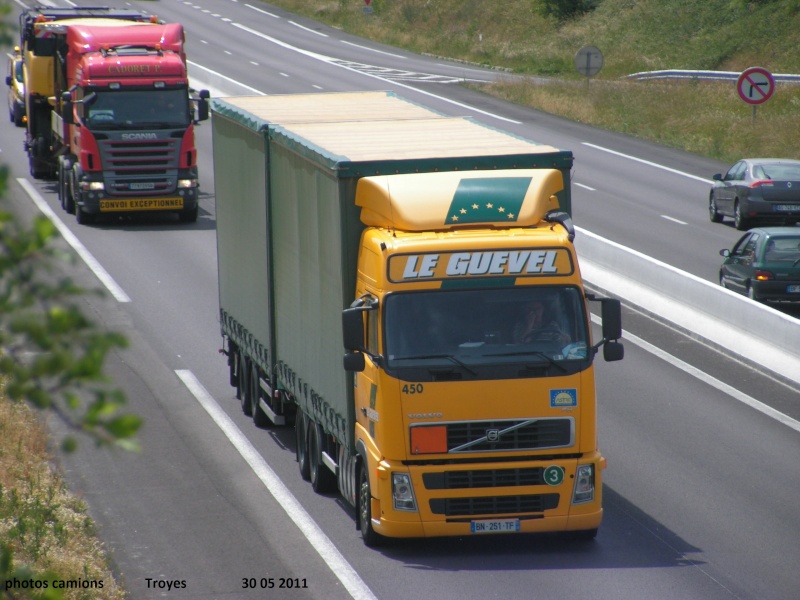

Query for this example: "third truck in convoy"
[211,91,624,545]
[18,6,209,223]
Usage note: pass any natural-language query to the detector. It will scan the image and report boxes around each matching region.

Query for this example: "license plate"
[100,198,184,212]
[774,204,800,212]
[470,519,520,534]
[787,285,800,293]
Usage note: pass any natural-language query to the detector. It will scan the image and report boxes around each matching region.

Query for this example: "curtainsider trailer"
[211,91,623,545]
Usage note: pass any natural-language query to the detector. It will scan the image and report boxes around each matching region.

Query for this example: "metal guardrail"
[627,69,800,83]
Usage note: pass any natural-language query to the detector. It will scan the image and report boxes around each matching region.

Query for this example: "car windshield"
[84,88,190,130]
[383,286,590,376]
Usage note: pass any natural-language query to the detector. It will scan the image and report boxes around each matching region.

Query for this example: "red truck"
[19,7,209,224]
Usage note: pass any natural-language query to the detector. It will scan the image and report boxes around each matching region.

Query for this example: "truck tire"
[251,364,270,428]
[240,356,253,417]
[295,412,310,481]
[358,465,384,547]
[309,422,337,494]
[75,203,95,225]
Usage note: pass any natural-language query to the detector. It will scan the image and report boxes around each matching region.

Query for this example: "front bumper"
[371,453,605,539]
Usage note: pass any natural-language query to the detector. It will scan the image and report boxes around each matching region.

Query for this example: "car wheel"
[709,194,723,223]
[734,201,749,231]
[719,273,727,288]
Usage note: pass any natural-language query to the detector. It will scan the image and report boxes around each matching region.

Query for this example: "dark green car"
[719,227,800,302]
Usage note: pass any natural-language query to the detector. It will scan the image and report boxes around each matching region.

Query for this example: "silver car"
[709,158,800,230]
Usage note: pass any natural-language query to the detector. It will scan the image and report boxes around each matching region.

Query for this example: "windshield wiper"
[393,353,478,375]
[485,350,567,373]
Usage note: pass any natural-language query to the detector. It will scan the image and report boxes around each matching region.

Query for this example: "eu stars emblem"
[445,177,532,225]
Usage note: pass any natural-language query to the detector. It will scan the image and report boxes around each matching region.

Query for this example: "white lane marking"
[175,370,379,600]
[230,22,521,124]
[289,20,328,37]
[591,314,800,434]
[582,143,714,184]
[16,178,132,303]
[575,182,596,191]
[660,215,687,225]
[244,3,280,18]
[340,40,406,59]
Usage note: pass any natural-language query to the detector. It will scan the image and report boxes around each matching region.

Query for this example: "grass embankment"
[1,386,125,600]
[263,0,800,163]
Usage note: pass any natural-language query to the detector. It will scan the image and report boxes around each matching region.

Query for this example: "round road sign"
[737,67,775,105]
[575,46,603,77]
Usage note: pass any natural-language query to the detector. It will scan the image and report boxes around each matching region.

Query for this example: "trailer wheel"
[295,412,310,481]
[234,351,244,400]
[239,356,253,417]
[309,422,336,494]
[358,465,384,547]
[251,364,270,428]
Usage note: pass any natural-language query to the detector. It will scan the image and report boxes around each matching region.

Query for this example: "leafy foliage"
[0,171,140,451]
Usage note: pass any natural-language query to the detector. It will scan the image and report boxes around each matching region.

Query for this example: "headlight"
[177,179,198,188]
[572,464,595,504]
[80,181,104,191]
[392,472,417,511]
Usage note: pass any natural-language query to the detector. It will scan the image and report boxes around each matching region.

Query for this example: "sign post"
[737,66,775,123]
[364,0,373,15]
[574,46,603,87]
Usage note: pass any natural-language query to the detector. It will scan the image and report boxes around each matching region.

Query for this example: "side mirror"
[343,352,365,373]
[600,298,622,341]
[712,173,723,181]
[5,76,11,86]
[603,340,624,362]
[342,307,365,352]
[720,249,731,258]
[61,91,73,125]
[195,89,210,122]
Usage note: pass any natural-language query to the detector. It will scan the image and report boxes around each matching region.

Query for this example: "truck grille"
[423,467,544,490]
[447,418,573,453]
[429,493,559,516]
[97,138,180,196]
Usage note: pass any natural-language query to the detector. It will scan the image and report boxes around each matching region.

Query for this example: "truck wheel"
[309,422,337,494]
[75,204,95,225]
[358,465,384,547]
[295,412,310,481]
[251,364,270,428]
[240,356,253,417]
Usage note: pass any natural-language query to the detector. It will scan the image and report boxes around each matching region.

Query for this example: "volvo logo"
[486,429,500,442]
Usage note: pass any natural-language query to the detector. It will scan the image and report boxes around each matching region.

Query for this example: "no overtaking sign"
[737,67,775,105]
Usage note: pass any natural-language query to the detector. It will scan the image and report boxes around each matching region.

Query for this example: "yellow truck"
[211,91,624,545]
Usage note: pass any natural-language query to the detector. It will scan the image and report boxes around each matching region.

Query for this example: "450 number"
[402,383,424,395]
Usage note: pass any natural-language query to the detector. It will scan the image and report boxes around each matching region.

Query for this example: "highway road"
[2,1,799,599]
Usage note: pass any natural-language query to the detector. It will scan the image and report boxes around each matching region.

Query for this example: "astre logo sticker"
[389,248,574,282]
[550,389,577,408]
[446,177,531,225]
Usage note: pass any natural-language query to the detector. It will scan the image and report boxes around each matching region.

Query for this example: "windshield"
[384,286,590,380]
[84,88,190,130]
